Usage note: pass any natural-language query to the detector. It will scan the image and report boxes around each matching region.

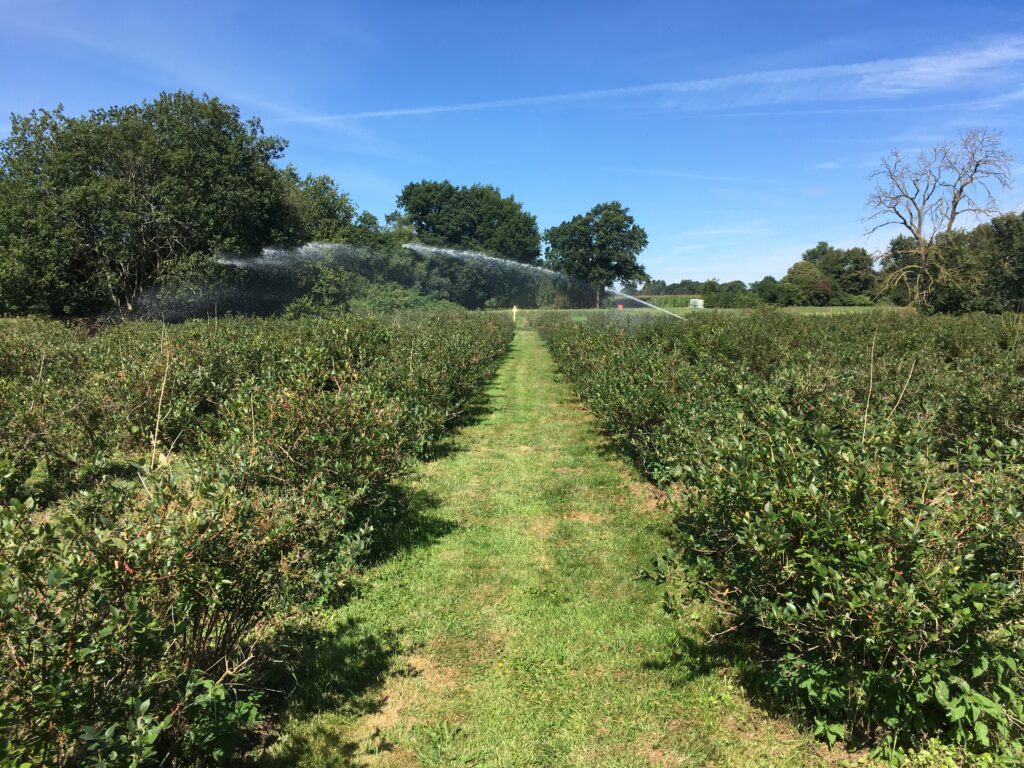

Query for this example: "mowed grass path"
[260,330,833,767]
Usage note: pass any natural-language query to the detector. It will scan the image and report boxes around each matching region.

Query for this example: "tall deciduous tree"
[396,180,541,263]
[801,241,876,295]
[888,211,1024,313]
[781,261,834,306]
[751,275,782,304]
[0,92,290,315]
[984,212,1024,308]
[544,201,649,306]
[274,165,356,243]
[866,128,1013,307]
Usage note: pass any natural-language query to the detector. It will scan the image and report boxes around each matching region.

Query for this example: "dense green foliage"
[396,180,541,263]
[880,213,1024,314]
[640,215,1024,314]
[700,279,765,308]
[274,165,358,243]
[0,92,446,319]
[152,240,590,320]
[0,312,512,766]
[544,201,649,306]
[536,311,1024,760]
[0,93,298,316]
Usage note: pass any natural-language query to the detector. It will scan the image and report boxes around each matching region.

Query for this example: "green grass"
[255,330,846,767]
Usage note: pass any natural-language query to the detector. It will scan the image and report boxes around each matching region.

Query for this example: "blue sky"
[3,0,1024,283]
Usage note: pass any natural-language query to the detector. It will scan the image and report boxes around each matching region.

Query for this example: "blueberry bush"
[0,311,512,765]
[537,310,1024,762]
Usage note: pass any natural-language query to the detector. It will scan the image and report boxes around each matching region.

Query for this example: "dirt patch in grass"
[553,465,588,476]
[568,510,605,524]
[641,746,687,767]
[347,653,459,766]
[623,480,666,518]
[527,517,556,537]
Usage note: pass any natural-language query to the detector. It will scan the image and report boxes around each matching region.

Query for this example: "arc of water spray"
[403,242,685,320]
[401,242,567,279]
[607,289,686,320]
[212,241,685,321]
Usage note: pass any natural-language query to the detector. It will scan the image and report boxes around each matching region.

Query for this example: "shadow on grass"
[421,397,497,462]
[243,617,402,767]
[642,618,825,743]
[361,484,461,568]
[238,381,500,765]
[643,622,768,686]
[237,491,454,765]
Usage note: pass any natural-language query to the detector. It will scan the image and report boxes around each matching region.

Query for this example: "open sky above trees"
[3,0,1024,282]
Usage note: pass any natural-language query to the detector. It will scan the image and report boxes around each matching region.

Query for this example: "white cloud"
[972,83,1024,108]
[298,36,1024,122]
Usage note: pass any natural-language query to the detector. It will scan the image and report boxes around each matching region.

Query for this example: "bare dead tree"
[865,128,1013,305]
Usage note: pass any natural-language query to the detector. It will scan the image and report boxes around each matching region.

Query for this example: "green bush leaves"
[538,311,1024,761]
[0,311,512,766]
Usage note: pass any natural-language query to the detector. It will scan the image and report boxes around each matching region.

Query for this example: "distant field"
[520,304,903,324]
[609,295,901,313]
[777,304,904,315]
[631,294,700,307]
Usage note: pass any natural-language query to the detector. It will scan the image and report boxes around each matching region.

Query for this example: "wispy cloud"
[606,166,750,183]
[972,83,1024,108]
[297,37,1024,122]
[813,161,842,170]
[4,15,402,155]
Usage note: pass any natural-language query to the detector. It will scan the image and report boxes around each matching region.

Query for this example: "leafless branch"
[864,128,1013,305]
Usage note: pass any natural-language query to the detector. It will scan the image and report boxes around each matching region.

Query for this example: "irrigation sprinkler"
[607,289,686,320]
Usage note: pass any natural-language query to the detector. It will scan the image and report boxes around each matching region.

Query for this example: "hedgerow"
[536,310,1024,762]
[0,311,512,766]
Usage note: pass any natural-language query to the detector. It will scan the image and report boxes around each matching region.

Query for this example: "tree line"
[637,208,1024,313]
[630,242,880,309]
[2,92,1019,317]
[634,129,1023,313]
[0,92,647,317]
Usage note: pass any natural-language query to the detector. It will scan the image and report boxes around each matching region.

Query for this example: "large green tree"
[751,275,783,303]
[889,212,1024,313]
[780,261,834,306]
[274,165,357,243]
[396,180,541,263]
[544,201,649,306]
[801,241,876,296]
[983,212,1024,308]
[0,92,290,315]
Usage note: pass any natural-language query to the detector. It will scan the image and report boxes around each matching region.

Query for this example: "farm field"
[603,303,897,315]
[0,312,514,766]
[5,5,1024,765]
[535,305,903,326]
[1,309,1022,767]
[257,329,833,767]
[536,310,1024,764]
